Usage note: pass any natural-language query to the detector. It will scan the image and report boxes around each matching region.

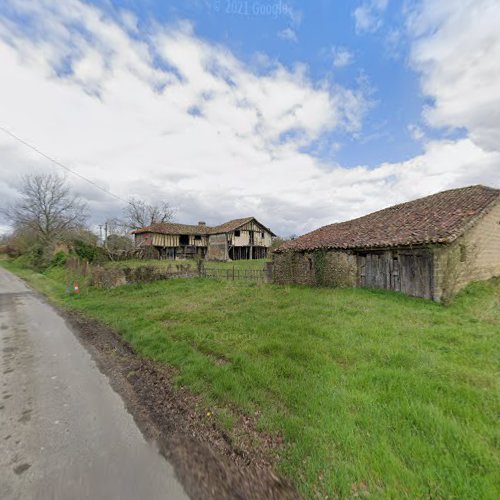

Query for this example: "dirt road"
[0,267,188,500]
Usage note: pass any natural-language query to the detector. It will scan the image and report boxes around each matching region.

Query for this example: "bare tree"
[123,198,174,230]
[2,173,88,245]
[105,217,128,236]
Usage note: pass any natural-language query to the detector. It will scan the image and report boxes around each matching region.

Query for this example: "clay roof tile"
[275,185,500,253]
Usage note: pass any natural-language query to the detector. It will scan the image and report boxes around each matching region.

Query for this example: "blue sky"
[92,0,426,168]
[0,0,499,236]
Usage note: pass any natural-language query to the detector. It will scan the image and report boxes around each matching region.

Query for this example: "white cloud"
[0,0,498,239]
[0,0,368,236]
[278,28,297,42]
[331,46,354,68]
[384,28,403,59]
[408,123,425,141]
[353,0,389,34]
[408,0,500,153]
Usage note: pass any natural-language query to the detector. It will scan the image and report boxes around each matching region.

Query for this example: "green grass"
[2,258,499,498]
[104,258,270,271]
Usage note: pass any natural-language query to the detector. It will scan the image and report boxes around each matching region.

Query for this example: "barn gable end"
[433,198,500,301]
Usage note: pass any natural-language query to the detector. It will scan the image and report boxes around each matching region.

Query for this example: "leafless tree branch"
[1,173,88,244]
[122,198,174,230]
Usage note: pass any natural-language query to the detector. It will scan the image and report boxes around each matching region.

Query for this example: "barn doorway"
[358,250,433,299]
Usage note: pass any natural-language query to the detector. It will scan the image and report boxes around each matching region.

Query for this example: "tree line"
[0,173,173,269]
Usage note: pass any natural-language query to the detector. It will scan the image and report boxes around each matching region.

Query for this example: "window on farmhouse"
[234,230,241,237]
[261,232,265,238]
[195,235,201,241]
[180,234,189,245]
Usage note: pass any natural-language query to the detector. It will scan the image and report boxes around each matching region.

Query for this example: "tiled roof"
[132,217,276,236]
[132,222,209,236]
[210,217,255,234]
[209,217,276,236]
[275,185,500,253]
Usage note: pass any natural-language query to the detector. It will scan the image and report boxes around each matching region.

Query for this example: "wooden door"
[358,251,409,295]
[399,251,433,299]
[359,252,393,290]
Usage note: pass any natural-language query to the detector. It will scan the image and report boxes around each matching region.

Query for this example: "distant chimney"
[198,221,206,226]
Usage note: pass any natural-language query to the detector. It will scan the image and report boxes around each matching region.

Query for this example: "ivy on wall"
[313,249,327,286]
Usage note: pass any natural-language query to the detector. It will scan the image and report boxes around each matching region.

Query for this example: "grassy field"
[2,259,499,498]
[104,258,270,271]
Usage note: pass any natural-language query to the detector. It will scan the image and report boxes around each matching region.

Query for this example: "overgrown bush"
[6,245,20,258]
[49,251,67,268]
[73,239,98,262]
[17,243,51,270]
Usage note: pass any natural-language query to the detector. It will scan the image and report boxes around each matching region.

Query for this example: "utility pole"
[99,224,103,246]
[104,222,108,249]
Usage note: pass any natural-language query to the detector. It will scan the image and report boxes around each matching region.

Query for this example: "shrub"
[6,245,20,258]
[73,239,98,262]
[17,243,51,270]
[49,251,67,268]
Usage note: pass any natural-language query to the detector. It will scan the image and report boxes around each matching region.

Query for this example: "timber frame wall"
[228,246,269,260]
[136,219,274,261]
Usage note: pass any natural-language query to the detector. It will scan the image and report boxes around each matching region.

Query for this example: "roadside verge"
[1,262,298,500]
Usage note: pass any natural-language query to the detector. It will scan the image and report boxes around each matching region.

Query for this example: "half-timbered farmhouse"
[133,217,275,261]
[273,185,500,301]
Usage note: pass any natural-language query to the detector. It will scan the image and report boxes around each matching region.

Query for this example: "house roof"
[210,217,277,236]
[210,217,255,234]
[132,222,209,236]
[132,217,276,237]
[275,185,500,253]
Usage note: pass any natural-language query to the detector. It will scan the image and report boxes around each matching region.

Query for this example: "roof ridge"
[275,184,500,253]
[131,216,277,236]
[318,184,500,231]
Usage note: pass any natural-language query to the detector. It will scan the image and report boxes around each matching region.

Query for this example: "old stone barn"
[273,185,500,301]
[133,217,275,261]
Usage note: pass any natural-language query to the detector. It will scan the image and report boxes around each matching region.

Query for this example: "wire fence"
[201,267,271,283]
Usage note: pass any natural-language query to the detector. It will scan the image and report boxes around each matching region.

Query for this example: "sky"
[0,0,499,237]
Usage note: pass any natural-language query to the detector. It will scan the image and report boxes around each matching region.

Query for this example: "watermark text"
[213,0,294,19]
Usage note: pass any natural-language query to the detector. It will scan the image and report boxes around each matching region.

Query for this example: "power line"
[0,125,128,204]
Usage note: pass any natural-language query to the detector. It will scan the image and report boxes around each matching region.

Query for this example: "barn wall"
[256,231,273,247]
[189,235,208,247]
[135,233,153,246]
[274,248,434,298]
[229,225,273,247]
[434,200,500,301]
[207,234,228,261]
[150,234,209,247]
[231,230,250,246]
[273,249,357,287]
[358,249,434,299]
[239,220,265,232]
[152,234,180,247]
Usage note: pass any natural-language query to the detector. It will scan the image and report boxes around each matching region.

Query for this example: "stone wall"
[434,200,500,301]
[91,264,197,288]
[273,249,357,287]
